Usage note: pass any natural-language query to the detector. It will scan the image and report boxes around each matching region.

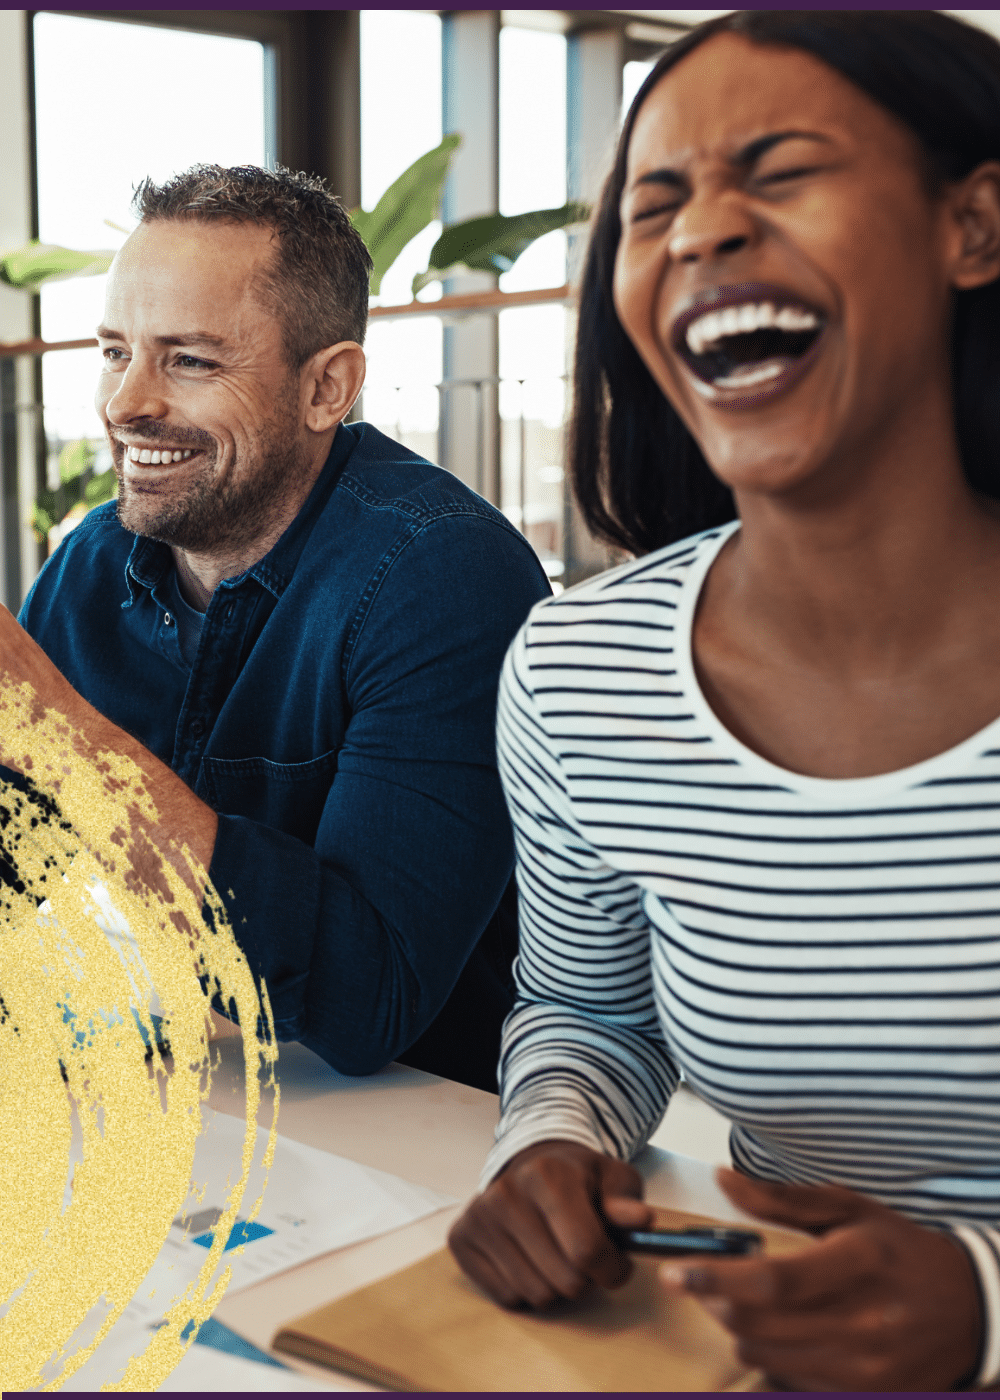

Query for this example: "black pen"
[606,1223,762,1257]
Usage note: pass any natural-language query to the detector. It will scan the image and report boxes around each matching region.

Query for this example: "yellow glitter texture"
[0,681,278,1390]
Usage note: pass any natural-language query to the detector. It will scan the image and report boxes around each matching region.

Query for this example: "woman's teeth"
[709,362,785,391]
[127,447,194,465]
[685,302,819,357]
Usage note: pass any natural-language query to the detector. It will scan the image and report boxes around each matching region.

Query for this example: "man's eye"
[101,347,127,362]
[176,355,213,369]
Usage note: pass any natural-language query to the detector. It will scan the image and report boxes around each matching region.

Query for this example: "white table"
[205,1038,745,1390]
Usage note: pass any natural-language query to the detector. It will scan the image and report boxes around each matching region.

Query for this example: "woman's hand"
[659,1168,983,1391]
[448,1139,653,1309]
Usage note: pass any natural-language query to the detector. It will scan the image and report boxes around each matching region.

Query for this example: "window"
[622,58,656,122]
[33,12,270,450]
[358,10,443,464]
[21,8,683,592]
[498,26,568,583]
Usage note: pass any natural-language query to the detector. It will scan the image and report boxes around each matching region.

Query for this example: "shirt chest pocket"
[199,750,340,846]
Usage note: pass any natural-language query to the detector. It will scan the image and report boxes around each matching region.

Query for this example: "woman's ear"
[947,160,1000,291]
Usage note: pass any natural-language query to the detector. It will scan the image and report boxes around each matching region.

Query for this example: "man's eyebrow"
[633,130,834,189]
[94,325,229,350]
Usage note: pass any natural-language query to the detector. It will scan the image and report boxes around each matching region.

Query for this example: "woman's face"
[613,32,971,498]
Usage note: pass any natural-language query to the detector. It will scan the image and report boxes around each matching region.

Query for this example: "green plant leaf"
[0,241,115,291]
[33,438,115,542]
[412,202,590,296]
[84,467,117,508]
[31,503,54,542]
[59,439,95,486]
[351,134,462,296]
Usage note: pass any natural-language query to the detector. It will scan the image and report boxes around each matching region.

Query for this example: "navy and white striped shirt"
[486,522,1000,1385]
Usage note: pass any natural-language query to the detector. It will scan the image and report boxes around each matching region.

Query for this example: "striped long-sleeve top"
[486,522,1000,1387]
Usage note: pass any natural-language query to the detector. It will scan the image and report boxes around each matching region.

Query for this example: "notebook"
[272,1205,806,1392]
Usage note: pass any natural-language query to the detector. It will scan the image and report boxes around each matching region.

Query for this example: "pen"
[606,1224,762,1257]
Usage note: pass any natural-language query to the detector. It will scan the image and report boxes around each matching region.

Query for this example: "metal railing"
[358,371,608,587]
[0,284,617,605]
[361,283,614,588]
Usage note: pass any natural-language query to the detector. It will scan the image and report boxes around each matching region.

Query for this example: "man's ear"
[948,160,1000,291]
[303,342,367,433]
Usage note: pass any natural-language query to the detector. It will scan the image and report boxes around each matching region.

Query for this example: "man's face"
[96,219,314,555]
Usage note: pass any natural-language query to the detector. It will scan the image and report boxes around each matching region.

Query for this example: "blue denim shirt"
[19,422,550,1087]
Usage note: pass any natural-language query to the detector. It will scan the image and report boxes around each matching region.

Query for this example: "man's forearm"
[0,607,217,896]
[70,687,218,891]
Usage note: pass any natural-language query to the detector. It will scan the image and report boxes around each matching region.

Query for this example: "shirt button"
[164,612,174,627]
[190,717,205,737]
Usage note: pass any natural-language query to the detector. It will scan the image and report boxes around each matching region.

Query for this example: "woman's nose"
[667,191,757,265]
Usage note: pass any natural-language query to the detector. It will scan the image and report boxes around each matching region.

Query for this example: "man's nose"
[666,191,757,265]
[102,358,169,425]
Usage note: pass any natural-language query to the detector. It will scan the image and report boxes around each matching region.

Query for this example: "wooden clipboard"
[272,1206,806,1392]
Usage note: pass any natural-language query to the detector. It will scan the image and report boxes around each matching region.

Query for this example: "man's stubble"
[113,390,311,557]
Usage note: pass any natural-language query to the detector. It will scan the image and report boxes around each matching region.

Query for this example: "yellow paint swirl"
[0,682,276,1390]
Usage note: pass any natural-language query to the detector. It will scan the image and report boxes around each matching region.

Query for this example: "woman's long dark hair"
[571,10,1000,556]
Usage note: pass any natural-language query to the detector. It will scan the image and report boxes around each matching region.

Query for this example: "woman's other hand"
[448,1139,653,1309]
[658,1168,983,1391]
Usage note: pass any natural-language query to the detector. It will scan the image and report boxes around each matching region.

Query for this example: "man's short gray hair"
[133,164,373,367]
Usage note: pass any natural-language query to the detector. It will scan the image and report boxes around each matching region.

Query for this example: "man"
[11,164,549,1091]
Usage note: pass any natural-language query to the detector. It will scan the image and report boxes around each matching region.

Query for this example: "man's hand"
[658,1168,983,1391]
[448,1140,653,1309]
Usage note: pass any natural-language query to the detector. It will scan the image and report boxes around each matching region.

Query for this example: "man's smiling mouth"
[126,446,196,465]
[672,285,825,402]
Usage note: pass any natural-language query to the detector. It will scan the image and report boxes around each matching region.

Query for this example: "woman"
[449,11,1000,1391]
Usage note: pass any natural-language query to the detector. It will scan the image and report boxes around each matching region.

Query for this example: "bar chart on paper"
[57,1106,455,1389]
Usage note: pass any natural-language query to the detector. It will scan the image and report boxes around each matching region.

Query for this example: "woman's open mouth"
[672,286,826,405]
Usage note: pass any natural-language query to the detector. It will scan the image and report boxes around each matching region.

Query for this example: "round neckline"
[673,521,1000,802]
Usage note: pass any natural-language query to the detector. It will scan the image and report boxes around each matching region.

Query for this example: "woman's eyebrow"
[633,129,835,189]
[733,129,835,167]
[634,168,686,191]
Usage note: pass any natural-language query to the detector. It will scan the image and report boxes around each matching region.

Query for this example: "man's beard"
[113,400,310,556]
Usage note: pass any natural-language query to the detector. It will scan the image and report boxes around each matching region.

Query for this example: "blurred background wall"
[2,9,996,609]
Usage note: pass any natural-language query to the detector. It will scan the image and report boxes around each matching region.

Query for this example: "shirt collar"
[123,423,358,604]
